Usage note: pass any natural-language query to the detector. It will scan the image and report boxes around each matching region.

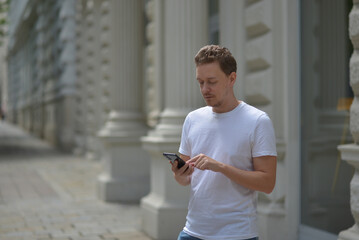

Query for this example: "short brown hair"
[194,45,237,75]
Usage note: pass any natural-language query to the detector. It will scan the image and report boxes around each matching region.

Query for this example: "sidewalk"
[0,121,152,240]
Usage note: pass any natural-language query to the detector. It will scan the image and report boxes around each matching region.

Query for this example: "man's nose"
[202,83,211,93]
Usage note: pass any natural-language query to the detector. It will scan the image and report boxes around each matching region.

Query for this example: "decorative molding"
[246,36,271,72]
[350,5,359,49]
[145,0,159,128]
[350,0,359,143]
[245,0,271,39]
[100,0,110,119]
[244,0,272,108]
[338,1,359,240]
[73,0,87,155]
[245,0,261,7]
[245,70,272,105]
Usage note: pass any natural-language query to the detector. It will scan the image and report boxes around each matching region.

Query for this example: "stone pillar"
[57,0,77,151]
[82,0,104,160]
[97,0,149,203]
[338,1,359,239]
[42,1,57,146]
[73,0,87,156]
[140,1,208,239]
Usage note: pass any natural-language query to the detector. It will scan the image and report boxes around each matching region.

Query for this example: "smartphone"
[163,152,186,169]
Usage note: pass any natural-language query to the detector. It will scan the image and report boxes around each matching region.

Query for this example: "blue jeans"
[177,230,259,240]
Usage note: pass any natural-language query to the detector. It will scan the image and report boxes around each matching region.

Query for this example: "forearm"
[218,163,275,194]
[188,154,276,193]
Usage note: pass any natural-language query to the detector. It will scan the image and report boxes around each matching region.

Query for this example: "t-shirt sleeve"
[252,113,277,158]
[179,115,191,156]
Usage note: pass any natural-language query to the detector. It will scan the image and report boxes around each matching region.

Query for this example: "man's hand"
[170,155,194,186]
[187,154,223,172]
[187,153,277,194]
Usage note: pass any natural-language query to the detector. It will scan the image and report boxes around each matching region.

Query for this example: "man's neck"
[212,99,240,113]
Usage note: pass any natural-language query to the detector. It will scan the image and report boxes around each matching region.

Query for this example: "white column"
[141,1,208,239]
[97,0,149,203]
[338,1,359,239]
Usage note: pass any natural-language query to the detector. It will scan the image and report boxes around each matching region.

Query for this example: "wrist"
[215,162,226,173]
[175,174,191,186]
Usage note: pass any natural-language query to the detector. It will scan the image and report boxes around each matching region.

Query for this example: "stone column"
[82,0,104,160]
[58,0,77,151]
[97,0,149,203]
[73,0,87,156]
[42,0,58,146]
[141,1,208,239]
[338,1,359,239]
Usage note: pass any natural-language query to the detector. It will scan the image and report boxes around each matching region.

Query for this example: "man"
[171,45,277,240]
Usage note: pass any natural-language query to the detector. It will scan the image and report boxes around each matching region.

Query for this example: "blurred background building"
[0,0,7,121]
[3,0,359,240]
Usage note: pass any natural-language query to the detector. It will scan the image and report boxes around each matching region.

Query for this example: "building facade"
[6,0,358,239]
[0,0,8,117]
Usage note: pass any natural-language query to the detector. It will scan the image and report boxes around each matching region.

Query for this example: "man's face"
[196,61,236,112]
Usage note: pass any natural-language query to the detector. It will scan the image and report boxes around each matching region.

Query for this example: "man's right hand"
[170,156,193,186]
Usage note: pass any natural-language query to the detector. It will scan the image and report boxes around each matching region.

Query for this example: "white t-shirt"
[179,102,277,240]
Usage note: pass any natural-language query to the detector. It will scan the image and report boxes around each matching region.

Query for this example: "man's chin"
[204,100,214,106]
[205,100,219,108]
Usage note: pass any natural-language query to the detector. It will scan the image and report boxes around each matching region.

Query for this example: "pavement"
[0,121,153,240]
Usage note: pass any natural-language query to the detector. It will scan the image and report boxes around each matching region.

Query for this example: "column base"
[140,137,190,240]
[141,193,187,240]
[97,110,150,203]
[97,174,149,203]
[96,142,150,202]
[258,202,286,240]
[338,225,359,240]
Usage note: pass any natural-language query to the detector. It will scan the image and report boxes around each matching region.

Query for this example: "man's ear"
[229,72,236,86]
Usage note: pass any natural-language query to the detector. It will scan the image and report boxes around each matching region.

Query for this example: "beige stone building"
[5,0,359,239]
